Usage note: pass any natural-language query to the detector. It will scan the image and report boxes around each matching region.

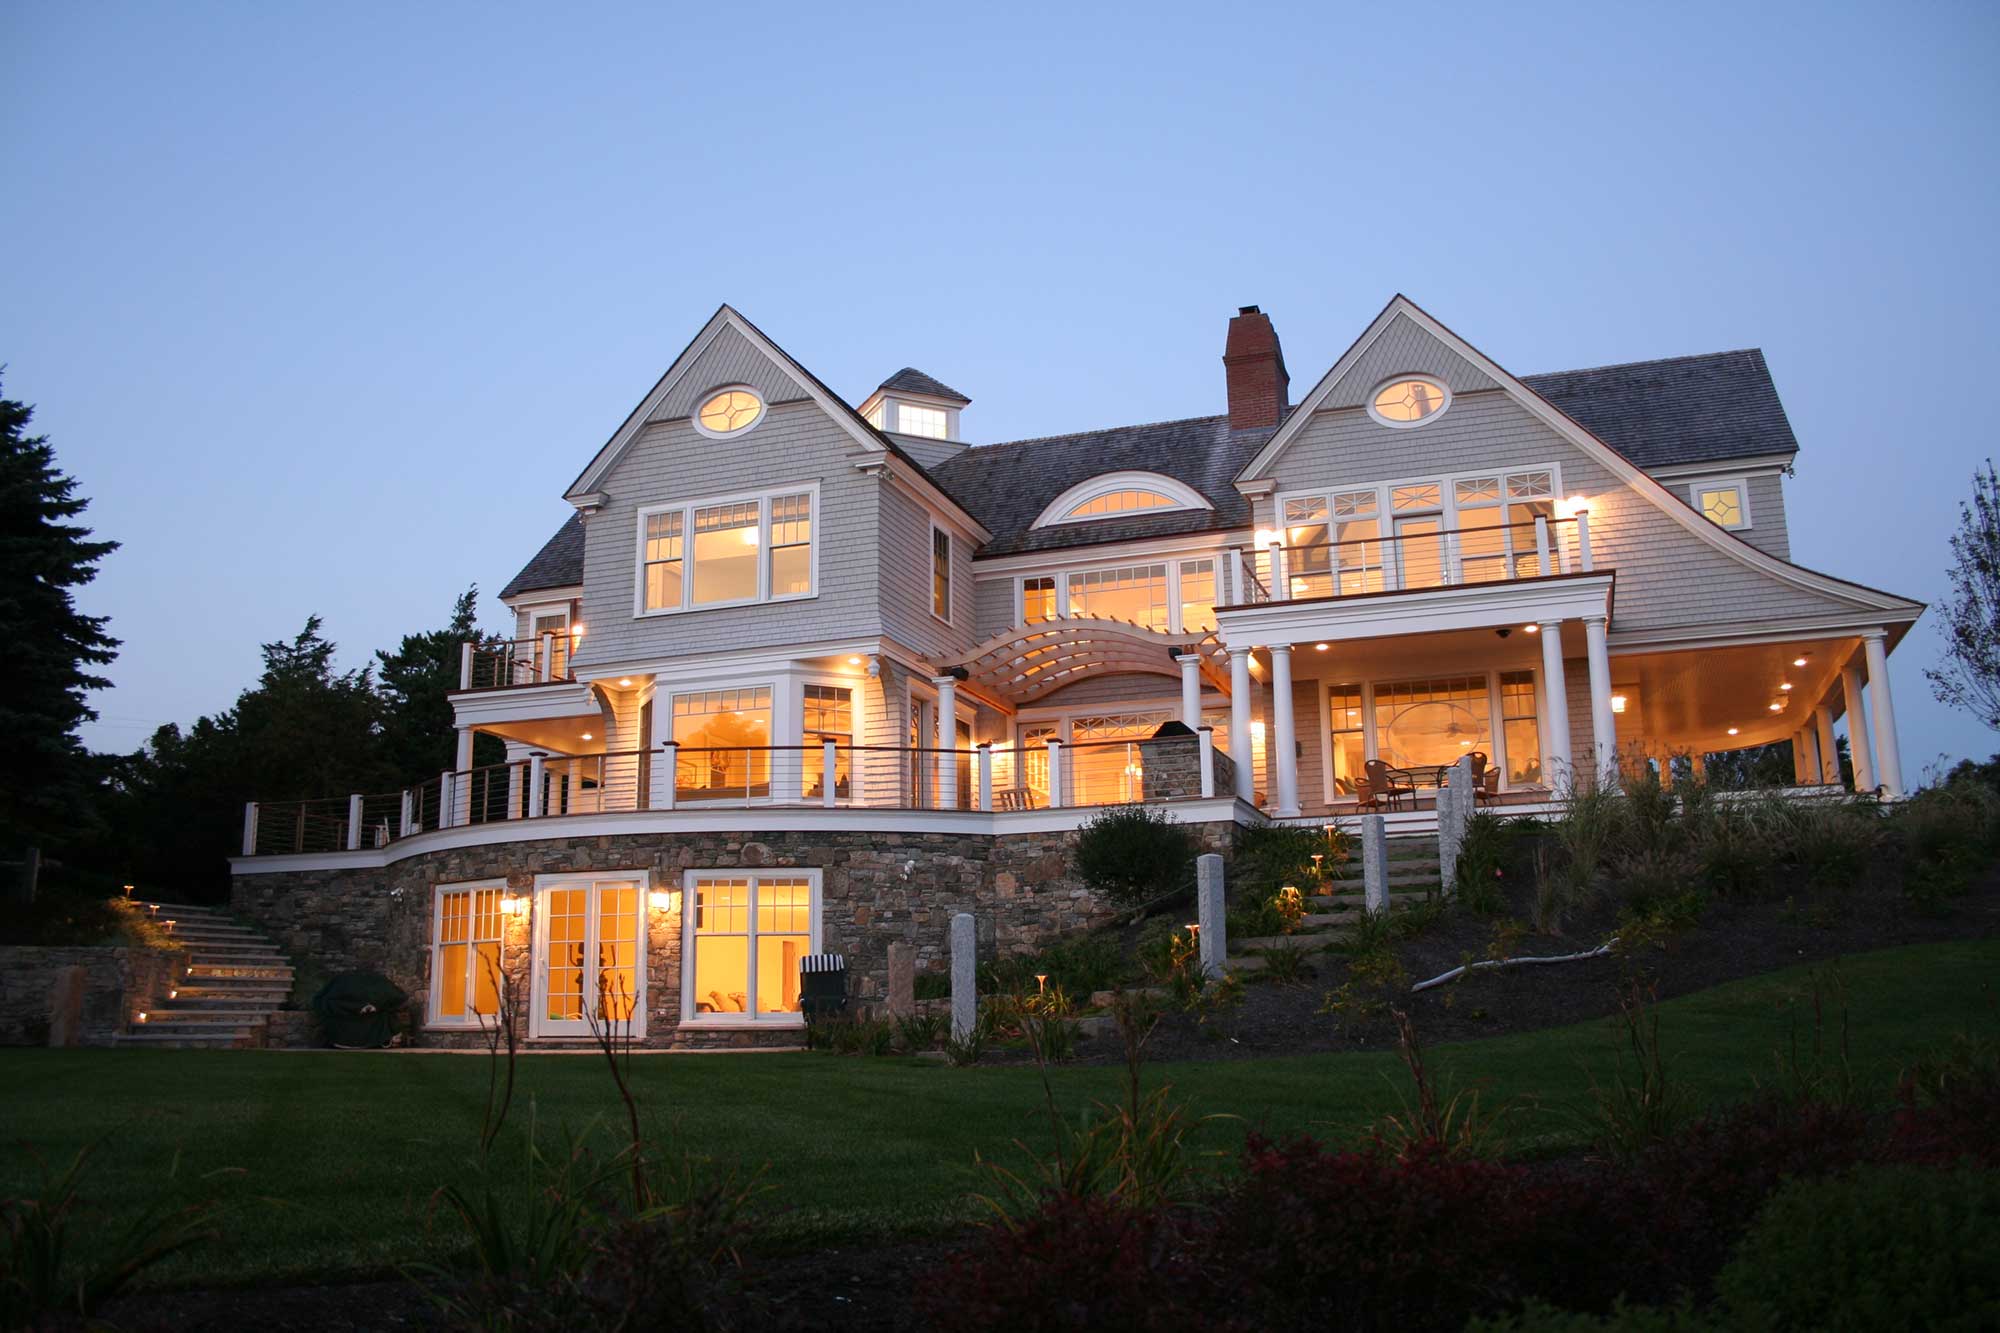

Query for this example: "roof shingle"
[1521,349,1798,470]
[499,513,584,599]
[878,367,969,403]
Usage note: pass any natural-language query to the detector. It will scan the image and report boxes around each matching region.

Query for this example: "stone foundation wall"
[0,944,186,1046]
[233,819,1236,1049]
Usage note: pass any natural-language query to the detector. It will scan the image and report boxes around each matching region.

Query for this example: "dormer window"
[1031,471,1213,528]
[898,403,949,439]
[861,368,970,444]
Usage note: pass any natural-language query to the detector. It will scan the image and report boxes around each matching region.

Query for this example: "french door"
[531,877,645,1038]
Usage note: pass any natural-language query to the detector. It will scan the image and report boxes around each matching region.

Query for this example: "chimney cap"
[1237,305,1262,316]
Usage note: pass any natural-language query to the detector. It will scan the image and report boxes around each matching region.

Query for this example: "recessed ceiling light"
[1779,682,1793,691]
[1523,624,1539,634]
[1727,727,1739,736]
[1314,642,1329,652]
[618,678,633,687]
[847,655,863,666]
[1793,656,1808,667]
[1768,702,1783,712]
[581,731,594,740]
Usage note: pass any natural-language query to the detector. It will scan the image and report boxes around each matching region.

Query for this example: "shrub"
[1549,781,1623,902]
[1456,811,1516,912]
[894,1011,947,1053]
[1073,805,1197,908]
[1714,1165,2000,1331]
[1257,938,1312,984]
[1226,896,1287,940]
[1890,1033,2000,1167]
[982,930,1126,996]
[1233,820,1344,895]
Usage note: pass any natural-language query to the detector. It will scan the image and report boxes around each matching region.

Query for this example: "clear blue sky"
[4,2,1996,773]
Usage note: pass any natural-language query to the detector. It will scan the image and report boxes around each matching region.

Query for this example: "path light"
[137,1012,148,1023]
[122,884,134,898]
[1185,923,1200,936]
[1035,974,1048,995]
[169,990,177,999]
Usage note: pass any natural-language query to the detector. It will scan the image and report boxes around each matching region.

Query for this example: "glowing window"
[1068,564,1169,633]
[1369,377,1450,427]
[1697,484,1748,529]
[673,688,772,801]
[1064,489,1180,520]
[432,883,503,1024]
[897,403,948,439]
[696,389,763,436]
[688,873,816,1021]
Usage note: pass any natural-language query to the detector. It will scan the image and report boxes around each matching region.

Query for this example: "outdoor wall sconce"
[649,889,681,914]
[501,895,528,916]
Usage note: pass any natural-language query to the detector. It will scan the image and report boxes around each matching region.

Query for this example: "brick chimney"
[1223,305,1289,430]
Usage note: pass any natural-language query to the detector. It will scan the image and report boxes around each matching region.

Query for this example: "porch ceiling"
[946,617,1230,706]
[1610,635,1862,756]
[480,714,606,754]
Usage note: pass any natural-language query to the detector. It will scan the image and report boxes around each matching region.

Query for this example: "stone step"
[180,939,281,952]
[1232,933,1345,954]
[114,1030,259,1049]
[157,923,262,938]
[1315,890,1436,909]
[158,995,285,1011]
[185,964,294,981]
[173,983,291,1000]
[143,1008,273,1025]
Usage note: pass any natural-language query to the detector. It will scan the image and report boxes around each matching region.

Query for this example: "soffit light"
[1314,642,1330,652]
[1793,656,1808,667]
[1727,727,1740,736]
[618,677,633,687]
[848,655,863,666]
[1523,623,1539,634]
[581,731,594,740]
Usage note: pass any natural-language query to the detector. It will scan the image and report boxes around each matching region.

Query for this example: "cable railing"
[459,635,577,690]
[238,730,1233,855]
[1227,514,1594,606]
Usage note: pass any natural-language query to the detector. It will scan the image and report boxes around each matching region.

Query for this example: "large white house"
[230,296,1923,1046]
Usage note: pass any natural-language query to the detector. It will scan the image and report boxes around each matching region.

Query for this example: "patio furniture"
[996,788,1041,812]
[1364,759,1417,811]
[798,953,849,1023]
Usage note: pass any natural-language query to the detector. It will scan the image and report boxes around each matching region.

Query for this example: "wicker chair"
[1364,759,1416,811]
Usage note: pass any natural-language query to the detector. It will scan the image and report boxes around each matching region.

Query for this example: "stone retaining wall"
[0,944,186,1046]
[233,819,1235,1050]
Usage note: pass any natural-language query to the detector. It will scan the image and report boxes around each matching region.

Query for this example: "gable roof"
[1520,349,1798,470]
[929,415,1276,558]
[500,513,584,599]
[878,367,969,403]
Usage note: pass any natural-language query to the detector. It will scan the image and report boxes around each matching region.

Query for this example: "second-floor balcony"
[1226,512,1596,607]
[458,633,577,690]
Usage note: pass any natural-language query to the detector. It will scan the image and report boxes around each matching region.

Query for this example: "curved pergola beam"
[946,617,1231,706]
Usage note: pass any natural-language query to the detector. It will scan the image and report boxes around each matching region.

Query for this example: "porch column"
[1582,614,1616,788]
[1176,653,1203,729]
[1228,647,1255,802]
[1842,665,1877,793]
[1269,644,1300,817]
[1791,730,1810,784]
[1536,620,1573,788]
[453,726,475,825]
[1862,630,1904,797]
[1813,707,1840,786]
[933,676,958,810]
[1690,752,1707,782]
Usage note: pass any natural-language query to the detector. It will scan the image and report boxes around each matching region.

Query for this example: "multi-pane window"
[1178,559,1216,633]
[1500,670,1542,786]
[539,879,641,1030]
[803,685,852,799]
[673,687,773,801]
[1373,677,1493,772]
[638,489,814,613]
[1068,564,1170,633]
[687,873,815,1021]
[898,403,948,439]
[433,884,503,1024]
[1696,483,1747,529]
[932,527,952,620]
[1022,576,1058,623]
[1278,467,1557,596]
[1329,685,1365,796]
[1453,470,1555,581]
[1063,488,1179,520]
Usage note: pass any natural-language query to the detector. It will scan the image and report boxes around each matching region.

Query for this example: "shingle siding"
[1324,312,1500,408]
[645,325,811,424]
[877,478,978,663]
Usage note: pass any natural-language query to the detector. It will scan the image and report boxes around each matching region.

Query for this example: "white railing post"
[539,632,555,683]
[1271,543,1290,601]
[1444,529,1461,583]
[1046,739,1066,808]
[1227,547,1247,603]
[1534,515,1552,575]
[436,770,454,828]
[346,794,363,851]
[241,802,259,856]
[399,789,414,837]
[1198,726,1216,799]
[1575,510,1593,572]
[459,642,474,691]
[650,743,677,810]
[977,743,993,811]
[527,752,547,818]
[822,740,839,808]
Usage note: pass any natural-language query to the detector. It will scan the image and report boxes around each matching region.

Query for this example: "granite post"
[1360,814,1390,915]
[46,965,85,1047]
[949,912,977,1041]
[1440,755,1475,896]
[886,941,915,1019]
[1195,853,1225,979]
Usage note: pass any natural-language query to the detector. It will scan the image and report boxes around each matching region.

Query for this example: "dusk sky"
[4,2,1996,772]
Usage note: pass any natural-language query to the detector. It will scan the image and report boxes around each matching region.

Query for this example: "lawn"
[4,938,1996,1288]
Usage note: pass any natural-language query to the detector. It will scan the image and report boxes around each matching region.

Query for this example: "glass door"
[533,878,643,1038]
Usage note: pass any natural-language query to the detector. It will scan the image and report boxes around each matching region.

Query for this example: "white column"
[346,794,364,851]
[1046,739,1066,808]
[453,726,475,825]
[1176,653,1203,728]
[977,743,993,812]
[1537,620,1572,788]
[1791,729,1810,784]
[527,752,547,818]
[1863,631,1903,798]
[932,676,958,810]
[459,642,474,690]
[241,802,259,856]
[1583,614,1616,788]
[1269,644,1299,816]
[1814,707,1840,786]
[1842,665,1877,793]
[1197,726,1216,799]
[1228,647,1255,802]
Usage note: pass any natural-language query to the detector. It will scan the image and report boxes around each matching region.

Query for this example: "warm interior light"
[1556,495,1590,519]
[1610,695,1627,714]
[1314,642,1330,652]
[137,1012,148,1023]
[1523,623,1539,634]
[1727,727,1740,736]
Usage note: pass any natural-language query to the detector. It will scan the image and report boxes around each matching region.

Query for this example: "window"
[534,877,643,1037]
[1373,677,1493,772]
[695,388,763,437]
[803,684,853,799]
[932,526,952,621]
[637,488,815,614]
[1178,559,1216,633]
[1499,670,1541,786]
[864,401,886,429]
[897,403,948,439]
[1694,482,1750,530]
[1368,376,1450,427]
[1064,489,1179,520]
[1069,564,1169,632]
[1022,575,1058,624]
[1276,466,1558,596]
[1328,685,1365,796]
[673,687,773,801]
[685,872,817,1022]
[1454,469,1556,582]
[432,883,504,1025]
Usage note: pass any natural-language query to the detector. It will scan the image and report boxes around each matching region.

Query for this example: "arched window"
[1032,472,1213,528]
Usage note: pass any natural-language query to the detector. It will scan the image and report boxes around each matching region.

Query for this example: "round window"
[695,388,764,436]
[1369,377,1449,427]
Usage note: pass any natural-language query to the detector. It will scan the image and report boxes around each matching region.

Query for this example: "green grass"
[4,939,1996,1288]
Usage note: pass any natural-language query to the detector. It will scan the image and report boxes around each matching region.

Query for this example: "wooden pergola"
[945,618,1232,706]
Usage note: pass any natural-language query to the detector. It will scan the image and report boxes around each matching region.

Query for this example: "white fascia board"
[971,528,1245,577]
[450,681,598,727]
[1236,295,1923,617]
[1214,573,1614,646]
[571,638,891,684]
[1643,454,1795,482]
[501,587,582,613]
[229,796,1261,875]
[1607,610,1921,655]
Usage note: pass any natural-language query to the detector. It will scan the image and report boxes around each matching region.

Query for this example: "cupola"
[859,367,970,443]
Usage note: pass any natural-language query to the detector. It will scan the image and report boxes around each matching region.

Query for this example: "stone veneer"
[0,944,186,1046]
[232,819,1236,1049]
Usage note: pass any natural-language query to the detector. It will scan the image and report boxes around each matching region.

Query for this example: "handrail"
[1227,513,1593,605]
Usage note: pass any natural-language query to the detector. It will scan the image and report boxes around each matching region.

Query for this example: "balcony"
[1226,512,1595,607]
[237,732,1240,857]
[457,634,576,691]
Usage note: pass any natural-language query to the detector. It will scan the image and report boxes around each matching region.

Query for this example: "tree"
[0,383,120,853]
[375,587,504,781]
[1928,460,2000,730]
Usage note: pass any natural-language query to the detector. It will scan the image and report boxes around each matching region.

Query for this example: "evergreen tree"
[0,384,120,851]
[1928,460,2000,730]
[375,587,503,781]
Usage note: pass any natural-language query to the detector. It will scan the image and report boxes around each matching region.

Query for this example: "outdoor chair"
[1364,759,1417,811]
[798,953,849,1023]
[996,788,1041,812]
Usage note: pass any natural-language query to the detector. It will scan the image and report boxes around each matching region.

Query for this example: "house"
[230,296,1923,1046]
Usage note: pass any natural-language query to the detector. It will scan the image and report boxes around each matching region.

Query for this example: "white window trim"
[667,679,786,804]
[1311,667,1546,806]
[1016,554,1218,636]
[428,879,509,1030]
[632,482,821,619]
[528,870,651,1040]
[689,384,767,440]
[1030,471,1214,529]
[1690,478,1753,530]
[1364,374,1453,430]
[930,520,953,625]
[1274,462,1566,587]
[679,868,823,1028]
